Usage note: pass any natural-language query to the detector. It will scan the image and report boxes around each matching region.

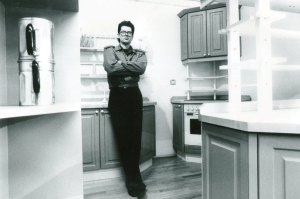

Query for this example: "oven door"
[184,112,202,146]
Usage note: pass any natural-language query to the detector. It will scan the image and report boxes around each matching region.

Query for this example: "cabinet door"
[140,106,156,164]
[99,109,122,169]
[188,11,207,58]
[206,7,227,57]
[180,14,188,61]
[173,104,184,152]
[202,123,252,199]
[259,134,300,199]
[81,109,100,171]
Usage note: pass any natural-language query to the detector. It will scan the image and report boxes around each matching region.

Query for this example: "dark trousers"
[108,87,143,180]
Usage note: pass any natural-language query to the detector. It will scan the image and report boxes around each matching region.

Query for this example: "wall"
[8,113,83,199]
[5,6,83,199]
[240,6,300,101]
[79,0,199,157]
[0,2,9,199]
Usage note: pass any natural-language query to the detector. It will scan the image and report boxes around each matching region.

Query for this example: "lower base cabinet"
[82,105,156,172]
[202,122,300,199]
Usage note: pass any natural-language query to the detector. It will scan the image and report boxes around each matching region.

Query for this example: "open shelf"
[80,47,104,52]
[220,12,286,35]
[219,58,293,71]
[187,88,228,92]
[241,84,257,87]
[80,61,103,65]
[81,74,107,79]
[187,75,228,80]
[219,12,300,39]
[219,15,255,35]
[0,103,80,119]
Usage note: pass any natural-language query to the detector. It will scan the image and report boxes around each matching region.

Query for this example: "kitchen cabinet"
[172,104,184,152]
[81,105,156,171]
[99,108,122,169]
[178,5,227,61]
[259,134,300,199]
[140,105,156,163]
[202,118,300,199]
[202,123,251,199]
[82,109,100,171]
[178,5,228,101]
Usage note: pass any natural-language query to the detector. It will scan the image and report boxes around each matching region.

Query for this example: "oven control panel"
[184,104,202,113]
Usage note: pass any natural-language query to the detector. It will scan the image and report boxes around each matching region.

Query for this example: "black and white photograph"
[1,0,300,198]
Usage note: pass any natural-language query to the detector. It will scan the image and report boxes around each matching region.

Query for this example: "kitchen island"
[200,100,300,199]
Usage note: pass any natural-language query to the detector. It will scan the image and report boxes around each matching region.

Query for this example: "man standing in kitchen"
[103,21,147,198]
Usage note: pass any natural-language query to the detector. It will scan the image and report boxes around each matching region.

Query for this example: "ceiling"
[215,0,300,13]
[0,0,79,12]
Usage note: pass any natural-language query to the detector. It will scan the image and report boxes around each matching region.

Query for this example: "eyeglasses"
[119,31,133,36]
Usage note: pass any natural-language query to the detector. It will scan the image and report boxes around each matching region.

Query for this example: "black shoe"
[126,179,146,197]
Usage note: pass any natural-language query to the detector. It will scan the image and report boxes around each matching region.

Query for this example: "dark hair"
[117,21,135,43]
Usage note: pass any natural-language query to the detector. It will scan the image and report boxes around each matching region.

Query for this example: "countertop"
[201,106,300,134]
[171,95,251,104]
[81,98,157,109]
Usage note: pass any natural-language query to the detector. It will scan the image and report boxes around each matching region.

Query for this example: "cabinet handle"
[208,53,211,56]
[101,110,104,114]
[95,110,99,115]
[203,54,206,57]
[177,105,181,108]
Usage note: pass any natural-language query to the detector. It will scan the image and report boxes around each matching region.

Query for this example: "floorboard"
[84,156,202,199]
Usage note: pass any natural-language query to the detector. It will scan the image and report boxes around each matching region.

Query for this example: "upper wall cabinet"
[178,5,227,61]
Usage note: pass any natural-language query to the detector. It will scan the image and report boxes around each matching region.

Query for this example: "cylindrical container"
[18,18,54,62]
[19,59,55,105]
[19,17,55,106]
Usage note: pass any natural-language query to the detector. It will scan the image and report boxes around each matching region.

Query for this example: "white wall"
[241,6,300,101]
[0,2,9,199]
[0,1,6,105]
[79,0,198,157]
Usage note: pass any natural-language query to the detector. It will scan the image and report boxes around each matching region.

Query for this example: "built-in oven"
[184,104,203,146]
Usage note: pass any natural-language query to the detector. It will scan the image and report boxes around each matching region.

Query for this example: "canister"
[19,59,55,105]
[18,17,54,62]
[18,17,55,106]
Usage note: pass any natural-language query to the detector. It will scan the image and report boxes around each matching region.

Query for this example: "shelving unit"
[80,35,147,80]
[80,35,118,79]
[201,0,300,113]
[0,103,80,119]
[185,59,228,100]
[0,1,83,199]
[179,5,229,100]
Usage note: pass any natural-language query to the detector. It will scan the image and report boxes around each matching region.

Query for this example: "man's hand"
[117,60,123,65]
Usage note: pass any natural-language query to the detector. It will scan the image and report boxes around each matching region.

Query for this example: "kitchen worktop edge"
[81,101,157,109]
[200,99,300,134]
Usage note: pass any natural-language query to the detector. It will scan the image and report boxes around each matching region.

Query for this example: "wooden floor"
[84,156,202,199]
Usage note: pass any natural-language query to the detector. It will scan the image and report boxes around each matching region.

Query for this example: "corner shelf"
[80,48,104,52]
[80,61,103,65]
[81,74,107,79]
[187,88,228,92]
[187,75,228,80]
[0,102,80,119]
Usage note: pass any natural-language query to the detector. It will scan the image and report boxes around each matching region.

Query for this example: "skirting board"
[177,150,202,163]
[83,158,153,182]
